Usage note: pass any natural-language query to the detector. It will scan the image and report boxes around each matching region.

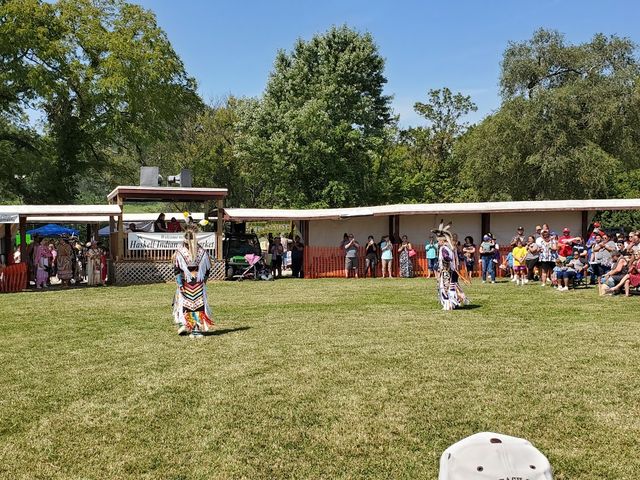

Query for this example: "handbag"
[408,249,417,258]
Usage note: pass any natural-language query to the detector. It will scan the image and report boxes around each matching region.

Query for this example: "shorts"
[428,258,438,271]
[539,261,555,270]
[345,256,358,270]
[513,265,526,272]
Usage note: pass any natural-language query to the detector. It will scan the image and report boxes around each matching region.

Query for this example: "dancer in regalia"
[173,225,214,336]
[431,220,469,310]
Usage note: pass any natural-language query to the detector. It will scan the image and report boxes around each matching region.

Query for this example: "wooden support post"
[388,215,394,238]
[481,212,491,237]
[19,215,27,267]
[581,210,589,239]
[393,215,400,241]
[108,215,117,281]
[302,220,309,279]
[3,224,11,264]
[216,198,224,260]
[116,195,124,260]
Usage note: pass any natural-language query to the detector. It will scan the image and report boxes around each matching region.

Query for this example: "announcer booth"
[107,186,228,284]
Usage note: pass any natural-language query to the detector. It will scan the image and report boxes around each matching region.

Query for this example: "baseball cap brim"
[439,432,553,480]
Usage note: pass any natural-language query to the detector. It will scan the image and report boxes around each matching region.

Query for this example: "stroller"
[239,254,273,281]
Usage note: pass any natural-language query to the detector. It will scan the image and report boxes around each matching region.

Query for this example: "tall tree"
[391,88,477,203]
[458,29,640,201]
[0,0,201,202]
[235,25,392,208]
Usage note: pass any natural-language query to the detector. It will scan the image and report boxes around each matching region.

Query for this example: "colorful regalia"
[173,227,213,336]
[432,220,468,310]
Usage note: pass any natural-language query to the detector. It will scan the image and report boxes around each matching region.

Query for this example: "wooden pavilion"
[106,186,228,283]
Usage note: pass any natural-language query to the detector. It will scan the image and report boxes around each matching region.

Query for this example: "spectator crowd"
[10,235,110,289]
[333,224,640,297]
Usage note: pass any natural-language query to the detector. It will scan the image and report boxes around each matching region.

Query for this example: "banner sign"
[0,213,19,224]
[128,232,216,251]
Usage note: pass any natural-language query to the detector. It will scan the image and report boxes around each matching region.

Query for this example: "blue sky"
[136,0,640,127]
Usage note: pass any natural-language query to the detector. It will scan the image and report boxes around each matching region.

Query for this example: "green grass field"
[1,279,639,479]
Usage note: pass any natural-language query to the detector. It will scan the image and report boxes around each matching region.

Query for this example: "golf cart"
[223,223,262,280]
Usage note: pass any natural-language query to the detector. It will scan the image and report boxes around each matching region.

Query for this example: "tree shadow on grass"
[203,326,251,336]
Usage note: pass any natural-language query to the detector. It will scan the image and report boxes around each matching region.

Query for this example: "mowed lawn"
[1,279,639,479]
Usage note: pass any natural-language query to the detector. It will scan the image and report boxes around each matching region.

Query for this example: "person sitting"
[154,213,168,232]
[602,250,628,290]
[128,223,138,232]
[168,217,182,233]
[566,251,588,289]
[605,250,640,296]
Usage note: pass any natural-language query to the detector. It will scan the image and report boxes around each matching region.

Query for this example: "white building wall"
[490,211,592,245]
[309,216,389,246]
[400,214,482,246]
[307,211,594,247]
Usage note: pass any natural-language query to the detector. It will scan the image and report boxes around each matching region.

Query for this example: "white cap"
[439,432,553,480]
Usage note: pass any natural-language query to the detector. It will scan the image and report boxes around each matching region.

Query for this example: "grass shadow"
[204,326,251,336]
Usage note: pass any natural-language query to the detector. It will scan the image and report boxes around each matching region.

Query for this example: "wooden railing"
[0,263,27,292]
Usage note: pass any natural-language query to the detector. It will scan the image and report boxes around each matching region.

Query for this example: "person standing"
[100,245,108,286]
[34,239,52,289]
[512,238,527,285]
[558,228,577,258]
[56,238,74,287]
[398,235,414,278]
[536,230,557,286]
[425,236,438,278]
[592,232,616,278]
[270,237,284,279]
[479,235,496,283]
[462,236,476,279]
[86,241,102,286]
[344,234,360,278]
[510,226,526,247]
[364,235,378,278]
[380,235,393,278]
[431,221,468,310]
[524,235,539,283]
[291,235,304,278]
[48,242,58,285]
[173,225,213,337]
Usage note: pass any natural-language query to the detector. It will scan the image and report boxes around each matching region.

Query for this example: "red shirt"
[559,235,574,257]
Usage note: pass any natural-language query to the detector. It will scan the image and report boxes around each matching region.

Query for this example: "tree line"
[1,1,639,225]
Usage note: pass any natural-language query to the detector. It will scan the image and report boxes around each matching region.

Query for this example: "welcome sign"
[127,232,216,251]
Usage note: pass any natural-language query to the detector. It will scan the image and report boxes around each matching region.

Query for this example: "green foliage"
[458,29,640,202]
[235,25,391,208]
[386,88,477,203]
[0,0,201,202]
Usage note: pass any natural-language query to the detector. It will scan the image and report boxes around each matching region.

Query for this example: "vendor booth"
[0,204,122,292]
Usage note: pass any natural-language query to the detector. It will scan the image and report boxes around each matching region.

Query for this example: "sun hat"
[439,432,553,480]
